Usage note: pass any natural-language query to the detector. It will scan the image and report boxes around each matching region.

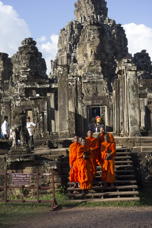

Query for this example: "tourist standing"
[26,116,36,149]
[1,116,9,139]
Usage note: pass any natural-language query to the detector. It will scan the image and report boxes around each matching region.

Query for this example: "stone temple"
[1,0,152,138]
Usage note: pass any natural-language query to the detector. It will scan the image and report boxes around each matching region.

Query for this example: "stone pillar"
[127,70,140,136]
[47,92,56,133]
[124,73,129,136]
[115,79,120,134]
[76,77,86,136]
[68,78,76,136]
[119,77,124,134]
[57,68,69,137]
[140,99,146,128]
[112,88,116,133]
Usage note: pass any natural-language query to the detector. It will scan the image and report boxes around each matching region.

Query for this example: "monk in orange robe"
[100,133,116,185]
[86,130,99,176]
[69,136,80,183]
[98,127,115,145]
[77,138,94,191]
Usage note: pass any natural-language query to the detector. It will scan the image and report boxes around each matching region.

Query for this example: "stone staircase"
[34,145,140,202]
[67,147,140,202]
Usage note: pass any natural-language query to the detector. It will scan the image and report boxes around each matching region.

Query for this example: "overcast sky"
[0,0,152,73]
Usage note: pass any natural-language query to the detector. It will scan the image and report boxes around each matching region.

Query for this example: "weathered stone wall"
[1,1,152,138]
[114,58,141,136]
[75,0,108,24]
[0,38,57,138]
[52,0,128,136]
[131,151,152,187]
[11,38,47,84]
[0,53,12,126]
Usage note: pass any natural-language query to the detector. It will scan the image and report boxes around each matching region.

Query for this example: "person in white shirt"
[26,116,36,150]
[1,116,9,139]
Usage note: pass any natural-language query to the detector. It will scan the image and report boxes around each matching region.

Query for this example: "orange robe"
[69,142,80,182]
[86,137,99,176]
[100,142,116,183]
[98,133,115,144]
[77,145,94,190]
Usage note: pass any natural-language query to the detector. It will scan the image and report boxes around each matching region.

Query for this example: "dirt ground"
[9,206,152,228]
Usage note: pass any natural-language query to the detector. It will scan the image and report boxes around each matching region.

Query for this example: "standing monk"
[100,133,116,186]
[77,138,94,192]
[69,136,80,184]
[86,130,99,176]
[98,127,115,145]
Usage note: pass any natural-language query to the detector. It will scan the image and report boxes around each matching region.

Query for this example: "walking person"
[77,138,94,193]
[86,130,99,176]
[99,133,116,188]
[69,136,80,185]
[1,116,9,139]
[26,116,36,150]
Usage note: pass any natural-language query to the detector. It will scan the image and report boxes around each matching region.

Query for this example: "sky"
[0,0,152,73]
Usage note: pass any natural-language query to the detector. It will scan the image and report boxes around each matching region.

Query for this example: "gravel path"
[12,207,152,228]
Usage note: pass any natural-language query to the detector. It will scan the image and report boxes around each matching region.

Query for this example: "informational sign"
[11,173,31,186]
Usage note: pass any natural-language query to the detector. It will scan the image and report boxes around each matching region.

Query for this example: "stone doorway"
[87,105,107,126]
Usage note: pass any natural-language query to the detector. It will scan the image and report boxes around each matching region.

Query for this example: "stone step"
[68,180,137,186]
[115,160,133,164]
[115,148,129,152]
[35,147,67,155]
[53,172,136,180]
[67,191,139,199]
[116,152,131,156]
[37,155,133,163]
[59,159,133,165]
[36,154,132,162]
[95,173,136,179]
[116,169,134,173]
[115,154,132,161]
[35,148,132,159]
[97,169,135,174]
[115,164,134,169]
[67,185,138,192]
[68,196,140,203]
[94,175,135,181]
[61,164,134,170]
[0,149,8,155]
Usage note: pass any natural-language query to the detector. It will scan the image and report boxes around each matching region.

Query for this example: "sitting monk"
[100,133,116,187]
[86,130,99,176]
[77,138,94,192]
[69,136,80,184]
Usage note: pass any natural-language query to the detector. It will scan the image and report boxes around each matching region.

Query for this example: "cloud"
[123,23,152,59]
[37,36,47,43]
[0,0,58,74]
[0,1,31,56]
[37,34,59,73]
